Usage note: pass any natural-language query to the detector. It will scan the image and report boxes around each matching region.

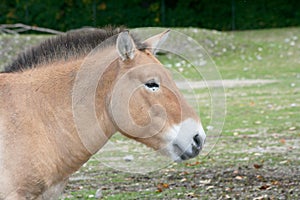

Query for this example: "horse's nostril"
[193,134,202,150]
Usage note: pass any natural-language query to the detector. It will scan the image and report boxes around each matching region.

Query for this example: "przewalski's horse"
[0,27,206,199]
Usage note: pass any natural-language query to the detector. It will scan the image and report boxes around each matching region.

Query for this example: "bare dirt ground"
[63,132,299,199]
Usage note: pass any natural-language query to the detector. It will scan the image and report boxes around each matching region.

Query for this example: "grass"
[0,27,299,199]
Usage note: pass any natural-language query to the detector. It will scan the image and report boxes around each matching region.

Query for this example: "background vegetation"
[1,0,300,31]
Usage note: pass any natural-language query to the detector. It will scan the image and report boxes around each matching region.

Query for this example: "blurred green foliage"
[0,0,299,31]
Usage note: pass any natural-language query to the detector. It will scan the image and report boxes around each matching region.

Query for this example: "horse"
[0,27,206,199]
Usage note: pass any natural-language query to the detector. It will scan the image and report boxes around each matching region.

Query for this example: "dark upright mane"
[3,27,146,73]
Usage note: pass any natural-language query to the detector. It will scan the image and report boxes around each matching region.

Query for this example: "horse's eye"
[144,80,160,92]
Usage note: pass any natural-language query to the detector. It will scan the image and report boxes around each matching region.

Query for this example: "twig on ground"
[0,23,63,35]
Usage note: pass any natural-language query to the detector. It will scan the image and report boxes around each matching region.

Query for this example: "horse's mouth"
[173,143,201,162]
[159,118,206,162]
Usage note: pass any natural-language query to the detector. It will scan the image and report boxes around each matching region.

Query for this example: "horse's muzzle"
[174,133,205,161]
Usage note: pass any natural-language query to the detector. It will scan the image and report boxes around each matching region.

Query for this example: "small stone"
[123,155,134,162]
[233,132,239,136]
[95,188,102,199]
[256,55,262,60]
[199,179,211,184]
[290,41,295,46]
[253,195,268,200]
[279,160,288,164]
[206,186,214,190]
[289,126,296,131]
[175,62,181,67]
[180,178,187,182]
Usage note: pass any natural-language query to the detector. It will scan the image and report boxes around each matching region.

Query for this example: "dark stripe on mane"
[3,27,146,73]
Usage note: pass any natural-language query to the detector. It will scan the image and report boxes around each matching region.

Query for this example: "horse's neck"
[26,62,95,171]
[70,47,120,154]
[7,56,118,177]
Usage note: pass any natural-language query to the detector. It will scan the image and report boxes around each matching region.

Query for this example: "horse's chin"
[160,143,201,162]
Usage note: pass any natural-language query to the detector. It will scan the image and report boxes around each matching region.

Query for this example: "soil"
[63,133,300,199]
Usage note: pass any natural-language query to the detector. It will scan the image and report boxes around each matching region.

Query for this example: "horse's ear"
[144,30,170,55]
[116,31,136,61]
